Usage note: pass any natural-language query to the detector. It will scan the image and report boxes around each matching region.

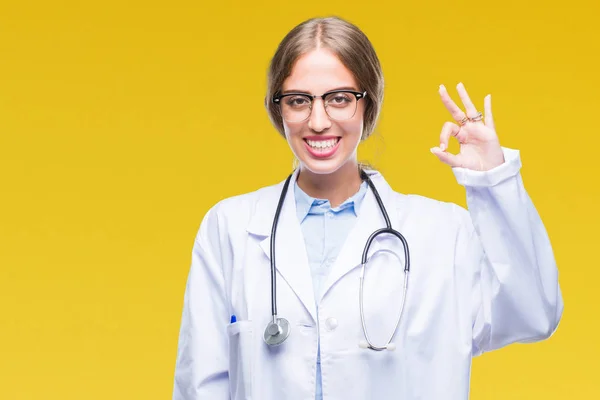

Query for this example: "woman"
[172,16,563,400]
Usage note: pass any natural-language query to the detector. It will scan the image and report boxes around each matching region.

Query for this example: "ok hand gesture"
[431,83,505,171]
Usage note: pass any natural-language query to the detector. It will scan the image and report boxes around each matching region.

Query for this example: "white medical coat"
[172,147,563,400]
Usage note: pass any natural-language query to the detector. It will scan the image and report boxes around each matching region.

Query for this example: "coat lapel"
[320,171,400,302]
[246,169,318,322]
[245,169,402,320]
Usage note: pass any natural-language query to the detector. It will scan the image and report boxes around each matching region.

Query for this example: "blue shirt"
[294,179,368,400]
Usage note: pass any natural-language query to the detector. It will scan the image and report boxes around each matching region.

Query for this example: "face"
[280,48,365,175]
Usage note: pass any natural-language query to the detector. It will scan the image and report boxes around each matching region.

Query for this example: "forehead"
[282,48,359,92]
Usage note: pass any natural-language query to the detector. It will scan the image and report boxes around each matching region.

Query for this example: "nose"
[307,98,332,132]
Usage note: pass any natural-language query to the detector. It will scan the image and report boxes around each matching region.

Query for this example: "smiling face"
[281,48,365,175]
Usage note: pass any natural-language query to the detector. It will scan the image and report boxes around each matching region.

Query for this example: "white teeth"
[306,138,338,150]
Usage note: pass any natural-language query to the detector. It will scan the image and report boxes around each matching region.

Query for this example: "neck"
[296,161,363,208]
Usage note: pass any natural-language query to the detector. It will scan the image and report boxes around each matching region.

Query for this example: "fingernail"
[440,143,446,151]
[430,147,437,153]
[439,84,445,91]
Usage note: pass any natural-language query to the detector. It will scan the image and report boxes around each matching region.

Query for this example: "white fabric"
[172,147,563,400]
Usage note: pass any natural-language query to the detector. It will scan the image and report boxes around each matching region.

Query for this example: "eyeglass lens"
[280,92,358,122]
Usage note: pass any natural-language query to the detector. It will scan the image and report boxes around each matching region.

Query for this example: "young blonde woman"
[172,16,563,400]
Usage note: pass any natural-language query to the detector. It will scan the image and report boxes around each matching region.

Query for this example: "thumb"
[430,147,462,168]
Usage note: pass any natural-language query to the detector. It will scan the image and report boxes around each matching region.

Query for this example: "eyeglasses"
[272,89,367,123]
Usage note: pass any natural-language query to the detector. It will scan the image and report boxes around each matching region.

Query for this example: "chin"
[298,156,354,176]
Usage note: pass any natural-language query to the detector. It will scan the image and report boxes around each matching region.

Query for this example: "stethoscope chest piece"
[263,317,291,346]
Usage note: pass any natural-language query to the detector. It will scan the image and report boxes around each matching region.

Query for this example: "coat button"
[326,317,338,331]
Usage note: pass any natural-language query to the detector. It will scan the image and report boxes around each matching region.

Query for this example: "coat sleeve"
[172,205,230,399]
[452,147,564,356]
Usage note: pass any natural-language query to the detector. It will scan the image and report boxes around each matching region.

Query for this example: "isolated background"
[1,0,597,398]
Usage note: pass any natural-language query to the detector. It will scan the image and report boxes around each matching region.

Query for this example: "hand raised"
[430,83,505,171]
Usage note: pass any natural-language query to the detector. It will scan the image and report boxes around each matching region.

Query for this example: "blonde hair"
[265,16,384,141]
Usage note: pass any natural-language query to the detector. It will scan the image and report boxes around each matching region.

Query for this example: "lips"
[303,137,341,159]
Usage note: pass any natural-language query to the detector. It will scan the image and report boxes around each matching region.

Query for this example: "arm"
[173,206,230,399]
[453,147,564,356]
[430,83,563,355]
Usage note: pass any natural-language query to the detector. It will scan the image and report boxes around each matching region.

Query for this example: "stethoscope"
[263,169,410,351]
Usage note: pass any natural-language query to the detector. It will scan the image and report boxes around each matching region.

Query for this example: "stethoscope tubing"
[265,170,410,350]
[269,173,293,322]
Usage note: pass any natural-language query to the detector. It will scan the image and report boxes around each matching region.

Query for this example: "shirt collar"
[294,178,369,223]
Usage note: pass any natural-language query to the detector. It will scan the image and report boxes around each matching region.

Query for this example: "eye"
[326,92,353,107]
[285,96,311,108]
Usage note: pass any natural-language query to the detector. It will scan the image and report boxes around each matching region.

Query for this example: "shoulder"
[197,180,283,236]
[382,189,475,254]
[400,192,466,218]
[216,180,283,218]
[366,169,469,227]
[386,185,470,232]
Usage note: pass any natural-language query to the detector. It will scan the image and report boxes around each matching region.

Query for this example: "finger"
[439,121,461,150]
[484,94,495,131]
[455,127,469,144]
[430,147,463,168]
[456,82,479,119]
[439,84,467,125]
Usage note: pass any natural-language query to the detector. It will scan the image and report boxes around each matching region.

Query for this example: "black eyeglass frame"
[272,89,367,105]
[272,89,367,122]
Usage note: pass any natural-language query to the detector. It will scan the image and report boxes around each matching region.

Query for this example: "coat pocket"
[227,320,254,400]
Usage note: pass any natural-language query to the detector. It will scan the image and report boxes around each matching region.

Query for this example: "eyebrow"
[281,86,359,94]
